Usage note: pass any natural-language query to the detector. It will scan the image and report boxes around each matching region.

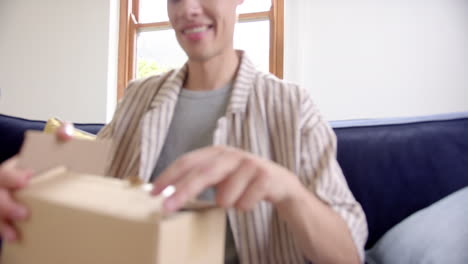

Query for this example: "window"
[118,0,284,99]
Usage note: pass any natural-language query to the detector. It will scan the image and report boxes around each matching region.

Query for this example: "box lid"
[17,130,218,214]
[20,166,164,221]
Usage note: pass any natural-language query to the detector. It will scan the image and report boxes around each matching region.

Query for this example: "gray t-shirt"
[150,83,238,264]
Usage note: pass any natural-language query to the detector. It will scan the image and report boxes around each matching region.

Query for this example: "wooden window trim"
[118,0,284,99]
[270,0,284,79]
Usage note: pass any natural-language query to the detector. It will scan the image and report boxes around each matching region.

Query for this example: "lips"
[181,24,214,41]
[183,25,211,34]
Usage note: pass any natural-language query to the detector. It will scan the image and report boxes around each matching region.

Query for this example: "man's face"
[167,0,243,62]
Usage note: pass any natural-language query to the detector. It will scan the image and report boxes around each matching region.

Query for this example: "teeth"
[184,26,208,34]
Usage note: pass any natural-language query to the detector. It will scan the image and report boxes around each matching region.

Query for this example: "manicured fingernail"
[141,183,153,192]
[3,229,16,242]
[12,207,27,220]
[161,185,176,197]
[64,124,74,136]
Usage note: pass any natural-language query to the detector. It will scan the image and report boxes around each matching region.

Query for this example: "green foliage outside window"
[137,58,170,79]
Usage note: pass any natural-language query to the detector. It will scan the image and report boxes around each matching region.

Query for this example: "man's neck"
[184,50,240,91]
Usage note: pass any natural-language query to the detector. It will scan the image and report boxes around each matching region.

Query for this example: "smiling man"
[99,0,367,263]
[0,0,367,263]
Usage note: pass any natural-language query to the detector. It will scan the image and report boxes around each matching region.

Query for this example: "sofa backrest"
[2,112,468,249]
[333,113,468,248]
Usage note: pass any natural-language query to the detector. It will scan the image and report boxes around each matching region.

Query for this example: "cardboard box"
[2,132,226,264]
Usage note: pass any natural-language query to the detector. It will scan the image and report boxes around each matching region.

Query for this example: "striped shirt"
[97,51,368,263]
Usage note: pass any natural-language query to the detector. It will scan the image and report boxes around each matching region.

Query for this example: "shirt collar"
[149,50,257,114]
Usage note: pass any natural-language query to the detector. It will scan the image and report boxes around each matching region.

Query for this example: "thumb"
[56,122,74,141]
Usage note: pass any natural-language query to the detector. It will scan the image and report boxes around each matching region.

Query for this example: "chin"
[185,47,221,63]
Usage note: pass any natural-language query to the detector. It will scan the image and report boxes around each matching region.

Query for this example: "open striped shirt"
[97,51,368,263]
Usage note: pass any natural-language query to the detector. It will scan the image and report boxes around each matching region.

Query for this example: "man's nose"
[180,0,202,19]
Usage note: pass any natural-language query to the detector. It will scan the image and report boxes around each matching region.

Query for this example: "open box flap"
[18,131,111,176]
[18,131,220,214]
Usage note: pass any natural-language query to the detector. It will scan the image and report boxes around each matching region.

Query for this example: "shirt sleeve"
[299,91,369,262]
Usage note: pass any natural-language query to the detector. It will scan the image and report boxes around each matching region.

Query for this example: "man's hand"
[152,145,361,263]
[55,122,75,141]
[0,122,74,242]
[151,146,303,212]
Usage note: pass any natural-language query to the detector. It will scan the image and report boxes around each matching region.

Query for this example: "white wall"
[0,0,118,123]
[285,0,468,120]
[2,0,466,122]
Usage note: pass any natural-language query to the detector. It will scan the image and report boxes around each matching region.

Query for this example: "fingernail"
[12,207,28,220]
[65,124,75,136]
[161,185,176,197]
[141,183,153,192]
[3,228,16,242]
[64,124,74,136]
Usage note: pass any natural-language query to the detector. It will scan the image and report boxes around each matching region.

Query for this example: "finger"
[0,189,28,221]
[152,146,224,195]
[0,158,32,189]
[0,221,19,242]
[163,169,207,212]
[162,151,244,212]
[235,171,270,211]
[56,122,74,141]
[216,158,257,208]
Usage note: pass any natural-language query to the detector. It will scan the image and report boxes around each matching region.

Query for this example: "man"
[0,0,367,263]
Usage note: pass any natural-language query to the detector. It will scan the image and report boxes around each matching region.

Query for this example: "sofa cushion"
[333,112,468,248]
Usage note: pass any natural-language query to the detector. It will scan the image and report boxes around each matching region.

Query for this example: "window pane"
[237,0,271,14]
[234,20,270,73]
[139,0,169,23]
[136,29,187,78]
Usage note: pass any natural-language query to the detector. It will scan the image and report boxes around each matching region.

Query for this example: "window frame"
[117,0,284,99]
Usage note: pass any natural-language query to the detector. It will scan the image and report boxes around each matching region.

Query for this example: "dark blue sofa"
[1,112,467,249]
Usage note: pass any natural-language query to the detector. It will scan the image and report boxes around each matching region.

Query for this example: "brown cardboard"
[2,131,226,264]
[18,131,111,175]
